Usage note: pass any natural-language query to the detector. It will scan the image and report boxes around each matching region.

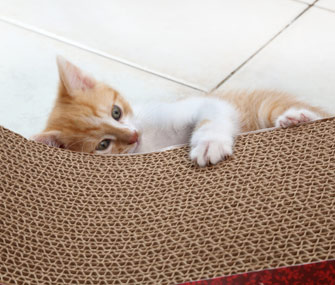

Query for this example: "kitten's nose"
[128,132,138,144]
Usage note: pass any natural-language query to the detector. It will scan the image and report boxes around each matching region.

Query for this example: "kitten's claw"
[190,140,233,167]
[275,108,321,128]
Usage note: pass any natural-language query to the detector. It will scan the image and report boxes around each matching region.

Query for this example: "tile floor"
[0,0,334,138]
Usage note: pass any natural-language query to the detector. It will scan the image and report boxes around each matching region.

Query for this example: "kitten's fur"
[33,57,329,166]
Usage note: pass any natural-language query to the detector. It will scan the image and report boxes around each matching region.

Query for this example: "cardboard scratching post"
[1,119,335,284]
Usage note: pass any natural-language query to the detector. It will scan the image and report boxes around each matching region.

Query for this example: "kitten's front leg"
[189,99,239,167]
[190,121,236,166]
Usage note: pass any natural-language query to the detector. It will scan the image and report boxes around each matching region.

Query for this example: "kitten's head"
[32,57,139,154]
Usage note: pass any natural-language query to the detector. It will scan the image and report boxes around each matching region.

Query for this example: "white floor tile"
[217,7,335,114]
[317,0,335,11]
[0,22,202,139]
[0,0,306,91]
[293,0,315,4]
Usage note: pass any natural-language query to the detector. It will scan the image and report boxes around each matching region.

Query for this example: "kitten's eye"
[112,105,122,121]
[96,139,111,151]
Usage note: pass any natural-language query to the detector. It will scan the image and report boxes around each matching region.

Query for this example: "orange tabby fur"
[34,58,330,155]
[33,58,137,154]
[216,90,329,132]
[43,83,135,153]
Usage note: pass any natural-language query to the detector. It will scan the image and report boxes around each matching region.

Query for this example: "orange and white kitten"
[33,57,329,166]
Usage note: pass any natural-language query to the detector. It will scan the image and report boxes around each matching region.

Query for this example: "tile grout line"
[0,16,207,94]
[210,0,320,93]
[290,0,312,5]
[291,0,335,12]
[313,5,335,14]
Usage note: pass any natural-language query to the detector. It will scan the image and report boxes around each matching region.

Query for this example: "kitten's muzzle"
[128,132,139,145]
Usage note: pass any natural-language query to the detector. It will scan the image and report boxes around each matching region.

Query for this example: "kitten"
[32,57,329,166]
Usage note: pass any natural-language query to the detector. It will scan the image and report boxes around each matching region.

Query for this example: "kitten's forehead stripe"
[77,101,99,116]
[64,125,100,134]
[62,118,134,142]
[113,90,118,103]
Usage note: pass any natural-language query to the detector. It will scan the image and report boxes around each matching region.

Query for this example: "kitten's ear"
[56,56,96,95]
[31,130,64,148]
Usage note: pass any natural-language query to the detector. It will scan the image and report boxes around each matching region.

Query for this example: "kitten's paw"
[275,108,321,128]
[190,139,233,167]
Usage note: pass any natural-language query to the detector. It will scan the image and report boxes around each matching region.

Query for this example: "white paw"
[275,108,321,128]
[190,137,233,167]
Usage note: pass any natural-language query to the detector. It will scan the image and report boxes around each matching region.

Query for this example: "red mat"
[179,260,335,285]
